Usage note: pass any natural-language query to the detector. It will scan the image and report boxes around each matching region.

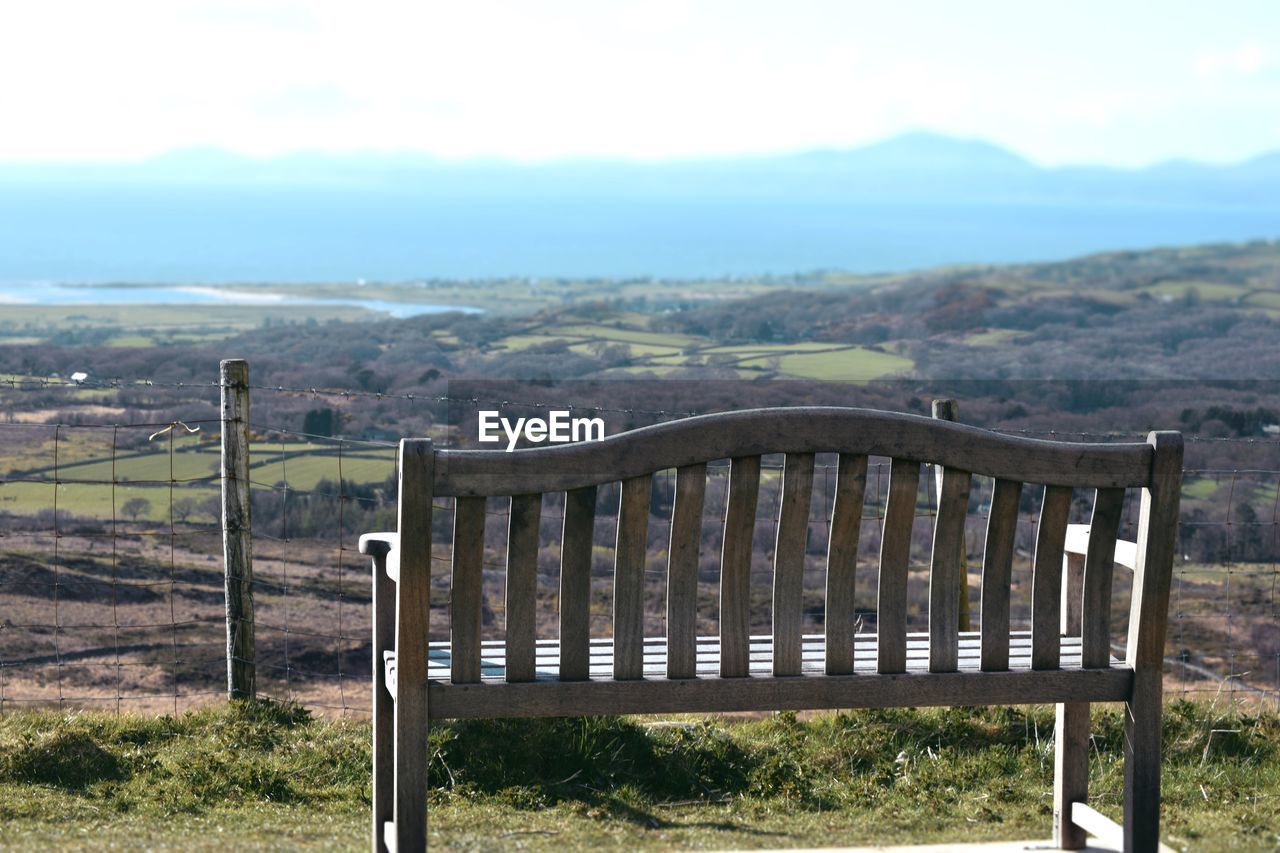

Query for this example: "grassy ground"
[0,438,395,521]
[1,700,1277,851]
[0,303,375,344]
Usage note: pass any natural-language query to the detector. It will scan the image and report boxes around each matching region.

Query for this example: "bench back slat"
[613,475,651,680]
[450,496,487,684]
[1032,485,1073,670]
[929,467,972,672]
[825,453,868,675]
[720,455,761,677]
[980,479,1022,672]
[773,452,816,676]
[1081,488,1125,668]
[877,458,921,674]
[504,494,541,683]
[559,485,597,681]
[666,463,706,679]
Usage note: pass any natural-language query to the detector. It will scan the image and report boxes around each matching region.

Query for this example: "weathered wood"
[393,439,433,853]
[1054,701,1090,849]
[1067,522,1138,571]
[932,400,971,632]
[929,467,972,672]
[667,463,706,679]
[1081,488,1125,668]
[613,475,651,680]
[1071,803,1125,852]
[370,546,396,852]
[1125,432,1184,853]
[825,454,868,675]
[504,495,541,682]
[720,456,761,677]
[374,408,1185,853]
[877,459,920,674]
[450,496,486,684]
[220,358,255,700]
[773,453,815,676]
[426,666,1134,719]
[1032,485,1073,670]
[434,408,1152,496]
[981,479,1021,672]
[560,485,598,682]
[1062,552,1086,637]
[417,631,1102,683]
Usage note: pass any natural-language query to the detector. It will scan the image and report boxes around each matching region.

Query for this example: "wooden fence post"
[932,399,971,632]
[222,358,255,699]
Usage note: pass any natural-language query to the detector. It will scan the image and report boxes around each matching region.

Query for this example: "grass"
[0,303,373,335]
[0,440,396,520]
[738,347,913,380]
[964,328,1023,347]
[548,325,699,348]
[1,700,1277,851]
[0,700,367,851]
[1137,281,1250,302]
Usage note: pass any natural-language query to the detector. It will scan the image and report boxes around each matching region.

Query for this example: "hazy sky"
[2,1,1278,166]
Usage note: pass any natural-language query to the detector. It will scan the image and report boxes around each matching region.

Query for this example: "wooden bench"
[359,407,1182,853]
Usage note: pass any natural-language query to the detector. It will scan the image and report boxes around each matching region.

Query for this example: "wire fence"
[1,372,1278,718]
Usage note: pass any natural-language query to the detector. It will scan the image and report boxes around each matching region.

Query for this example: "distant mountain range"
[0,132,1277,283]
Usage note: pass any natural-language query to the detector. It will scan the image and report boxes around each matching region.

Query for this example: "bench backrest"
[398,407,1182,687]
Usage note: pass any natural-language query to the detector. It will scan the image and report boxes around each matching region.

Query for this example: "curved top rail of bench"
[432,407,1159,497]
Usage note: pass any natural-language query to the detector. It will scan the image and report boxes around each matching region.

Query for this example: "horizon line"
[0,130,1276,173]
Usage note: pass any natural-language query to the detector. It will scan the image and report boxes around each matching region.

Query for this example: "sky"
[1,0,1278,167]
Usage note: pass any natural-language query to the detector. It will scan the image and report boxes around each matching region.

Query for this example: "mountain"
[0,133,1276,282]
[3,131,1277,200]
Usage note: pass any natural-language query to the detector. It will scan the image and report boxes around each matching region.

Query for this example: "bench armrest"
[1063,523,1137,571]
[359,532,398,557]
[359,532,402,581]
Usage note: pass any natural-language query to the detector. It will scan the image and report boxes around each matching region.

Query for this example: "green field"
[0,441,396,521]
[1137,281,1250,302]
[737,347,912,380]
[1183,477,1221,499]
[538,324,699,348]
[0,304,378,342]
[1243,291,1280,309]
[964,328,1023,346]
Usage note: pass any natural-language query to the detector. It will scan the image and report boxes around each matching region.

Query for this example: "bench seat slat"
[408,632,1119,686]
[420,663,1135,719]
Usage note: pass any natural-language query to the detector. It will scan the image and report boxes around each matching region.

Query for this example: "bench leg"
[372,554,395,852]
[390,439,434,853]
[1123,670,1162,853]
[394,675,428,853]
[1054,701,1089,849]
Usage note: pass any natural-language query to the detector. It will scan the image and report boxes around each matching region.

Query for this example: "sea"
[1,185,1277,313]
